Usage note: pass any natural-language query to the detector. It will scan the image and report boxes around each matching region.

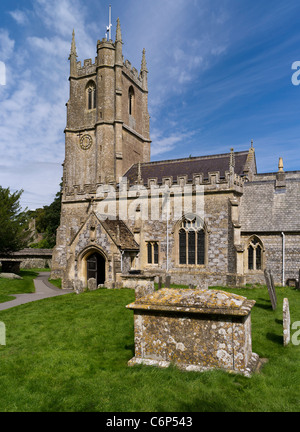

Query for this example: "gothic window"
[147,241,159,264]
[178,217,206,265]
[86,81,96,110]
[129,86,134,116]
[247,236,263,271]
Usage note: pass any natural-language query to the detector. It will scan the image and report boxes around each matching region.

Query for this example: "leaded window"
[179,217,206,265]
[247,236,263,271]
[147,241,159,265]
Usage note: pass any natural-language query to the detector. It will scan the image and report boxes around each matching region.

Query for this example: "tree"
[29,186,62,249]
[0,186,29,254]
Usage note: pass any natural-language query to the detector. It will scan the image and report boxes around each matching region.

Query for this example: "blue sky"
[0,0,300,210]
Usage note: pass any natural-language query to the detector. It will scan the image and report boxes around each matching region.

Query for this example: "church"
[50,18,300,290]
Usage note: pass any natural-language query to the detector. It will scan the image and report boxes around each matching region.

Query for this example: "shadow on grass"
[254,300,272,310]
[19,270,41,278]
[266,332,283,345]
[125,343,135,357]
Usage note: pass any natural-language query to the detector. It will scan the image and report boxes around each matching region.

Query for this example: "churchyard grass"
[0,277,299,412]
[48,278,62,289]
[0,270,38,303]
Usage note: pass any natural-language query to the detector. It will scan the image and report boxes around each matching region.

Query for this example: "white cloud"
[9,10,29,25]
[151,129,197,158]
[0,29,15,61]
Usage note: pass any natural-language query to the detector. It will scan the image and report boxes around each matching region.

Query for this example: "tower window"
[179,217,206,266]
[129,86,134,116]
[86,81,96,110]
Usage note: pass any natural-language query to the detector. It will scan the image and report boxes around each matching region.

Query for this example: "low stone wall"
[0,249,53,270]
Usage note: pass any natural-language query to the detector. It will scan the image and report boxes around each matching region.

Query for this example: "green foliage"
[28,186,62,249]
[0,186,29,254]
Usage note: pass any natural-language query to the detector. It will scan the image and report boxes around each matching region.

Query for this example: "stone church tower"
[65,20,150,189]
[51,20,151,287]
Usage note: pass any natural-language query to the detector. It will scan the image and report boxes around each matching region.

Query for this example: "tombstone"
[135,284,155,300]
[264,269,277,310]
[0,321,6,346]
[165,275,171,288]
[127,288,260,377]
[74,280,84,294]
[88,277,97,291]
[283,298,291,346]
[157,276,162,290]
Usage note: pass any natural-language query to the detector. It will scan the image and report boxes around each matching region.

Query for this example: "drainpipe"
[281,232,285,286]
[166,213,169,272]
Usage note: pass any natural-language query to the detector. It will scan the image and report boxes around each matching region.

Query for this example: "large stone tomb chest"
[126,288,260,376]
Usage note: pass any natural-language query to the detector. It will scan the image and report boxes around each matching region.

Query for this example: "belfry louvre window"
[147,241,159,264]
[179,217,205,265]
[247,236,263,270]
[129,86,134,116]
[87,82,96,110]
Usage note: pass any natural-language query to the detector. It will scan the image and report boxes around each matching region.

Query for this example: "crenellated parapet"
[123,58,144,89]
[77,58,97,77]
[63,168,245,202]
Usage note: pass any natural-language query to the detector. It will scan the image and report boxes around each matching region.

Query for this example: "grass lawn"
[0,270,39,304]
[0,279,299,412]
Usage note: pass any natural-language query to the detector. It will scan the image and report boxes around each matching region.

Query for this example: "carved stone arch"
[77,245,108,286]
[171,213,207,235]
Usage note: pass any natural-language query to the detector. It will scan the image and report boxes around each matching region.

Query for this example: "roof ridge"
[133,151,249,167]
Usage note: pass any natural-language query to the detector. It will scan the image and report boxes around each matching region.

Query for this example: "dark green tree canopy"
[29,187,61,249]
[0,186,29,255]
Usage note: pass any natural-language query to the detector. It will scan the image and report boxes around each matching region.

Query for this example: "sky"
[1,0,300,210]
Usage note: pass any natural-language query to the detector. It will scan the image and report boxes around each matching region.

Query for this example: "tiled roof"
[101,217,139,250]
[124,151,249,186]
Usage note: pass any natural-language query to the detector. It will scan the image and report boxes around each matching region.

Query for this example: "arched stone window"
[128,86,134,116]
[178,216,206,265]
[86,81,96,110]
[246,236,264,271]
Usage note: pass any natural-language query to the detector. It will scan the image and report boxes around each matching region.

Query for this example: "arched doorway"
[86,252,106,285]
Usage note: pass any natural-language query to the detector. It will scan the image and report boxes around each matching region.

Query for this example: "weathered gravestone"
[264,269,277,310]
[88,278,97,291]
[283,298,291,346]
[157,276,162,290]
[74,280,84,294]
[165,275,171,288]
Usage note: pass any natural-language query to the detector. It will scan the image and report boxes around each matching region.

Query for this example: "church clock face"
[80,134,93,150]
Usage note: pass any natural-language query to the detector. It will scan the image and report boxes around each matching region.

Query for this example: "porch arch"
[77,246,108,286]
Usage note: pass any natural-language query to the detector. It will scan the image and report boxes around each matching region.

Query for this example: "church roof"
[101,217,139,251]
[124,150,250,186]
